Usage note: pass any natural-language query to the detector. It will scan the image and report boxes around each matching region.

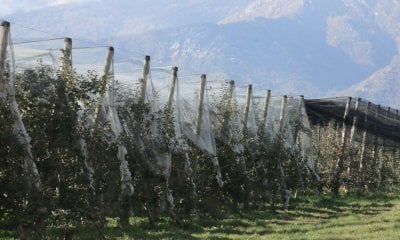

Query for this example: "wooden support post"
[293,95,304,142]
[64,38,72,54]
[139,55,150,104]
[195,74,206,135]
[279,95,288,176]
[317,124,321,151]
[93,47,114,131]
[395,109,400,180]
[332,96,352,195]
[227,80,235,100]
[243,84,252,133]
[167,66,178,110]
[316,123,321,167]
[372,105,381,163]
[396,109,400,161]
[279,95,288,133]
[293,95,305,190]
[221,80,235,138]
[359,101,371,170]
[277,95,290,208]
[377,107,390,187]
[349,98,361,146]
[60,38,73,101]
[261,89,271,134]
[103,47,114,77]
[61,37,72,72]
[0,21,10,92]
[347,98,361,177]
[143,55,150,81]
[339,97,352,157]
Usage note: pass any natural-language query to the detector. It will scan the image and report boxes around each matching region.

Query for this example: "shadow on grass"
[9,192,400,239]
[48,221,200,240]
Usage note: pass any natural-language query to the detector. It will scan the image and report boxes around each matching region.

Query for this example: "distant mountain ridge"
[2,0,400,107]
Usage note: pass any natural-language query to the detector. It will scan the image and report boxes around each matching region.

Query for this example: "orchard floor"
[1,190,400,239]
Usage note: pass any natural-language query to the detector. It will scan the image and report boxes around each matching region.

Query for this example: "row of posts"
[329,96,400,193]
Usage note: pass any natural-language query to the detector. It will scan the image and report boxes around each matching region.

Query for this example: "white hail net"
[235,86,258,138]
[255,94,318,178]
[75,46,134,195]
[177,77,223,186]
[10,35,135,194]
[209,81,244,154]
[3,21,320,196]
[1,23,42,190]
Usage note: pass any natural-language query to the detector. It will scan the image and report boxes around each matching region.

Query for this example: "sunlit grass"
[1,191,400,239]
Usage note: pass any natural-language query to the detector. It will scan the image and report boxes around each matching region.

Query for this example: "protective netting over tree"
[179,77,217,155]
[102,76,134,196]
[115,57,182,222]
[4,29,135,225]
[10,19,400,236]
[260,95,318,181]
[76,46,134,196]
[0,21,47,236]
[128,59,174,178]
[287,96,318,177]
[13,38,65,71]
[264,96,292,143]
[177,75,223,186]
[0,21,42,192]
[209,80,244,154]
[255,92,314,171]
[235,85,258,138]
[305,97,400,148]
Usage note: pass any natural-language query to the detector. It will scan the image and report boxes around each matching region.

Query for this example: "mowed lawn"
[1,191,400,239]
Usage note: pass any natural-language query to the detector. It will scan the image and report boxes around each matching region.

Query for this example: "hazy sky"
[0,0,91,16]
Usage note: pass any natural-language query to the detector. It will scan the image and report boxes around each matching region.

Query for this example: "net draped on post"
[177,75,224,187]
[256,94,319,181]
[209,80,245,154]
[10,36,135,196]
[115,57,179,219]
[0,21,43,192]
[74,46,134,196]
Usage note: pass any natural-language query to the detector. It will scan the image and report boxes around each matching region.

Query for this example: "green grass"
[2,191,400,239]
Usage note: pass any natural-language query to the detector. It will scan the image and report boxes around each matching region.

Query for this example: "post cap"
[0,21,10,27]
[201,74,206,80]
[172,66,178,72]
[64,37,72,43]
[145,55,150,61]
[108,46,114,52]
